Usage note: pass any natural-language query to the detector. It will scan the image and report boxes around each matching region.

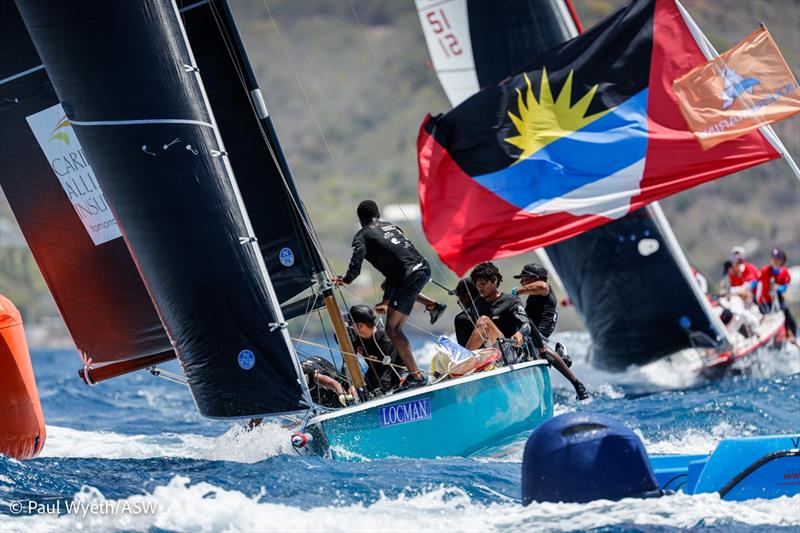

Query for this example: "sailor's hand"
[338,394,354,407]
[374,302,388,315]
[511,332,524,347]
[332,276,346,287]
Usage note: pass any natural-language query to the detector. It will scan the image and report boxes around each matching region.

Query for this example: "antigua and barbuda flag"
[417,0,779,276]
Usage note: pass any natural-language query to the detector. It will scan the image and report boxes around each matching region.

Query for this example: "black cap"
[514,263,548,280]
[348,304,376,327]
[771,247,787,264]
[357,200,380,225]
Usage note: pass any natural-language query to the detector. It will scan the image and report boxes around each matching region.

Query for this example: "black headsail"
[177,0,325,314]
[417,0,728,369]
[0,0,174,372]
[17,0,310,417]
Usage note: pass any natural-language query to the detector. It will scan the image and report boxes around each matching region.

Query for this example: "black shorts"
[383,266,431,316]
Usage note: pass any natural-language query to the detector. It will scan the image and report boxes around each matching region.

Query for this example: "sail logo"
[26,104,121,245]
[720,68,760,109]
[238,349,255,370]
[379,398,431,427]
[279,247,295,267]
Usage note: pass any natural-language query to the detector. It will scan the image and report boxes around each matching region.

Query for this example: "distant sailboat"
[415,0,787,378]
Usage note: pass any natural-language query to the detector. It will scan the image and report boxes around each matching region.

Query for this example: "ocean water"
[1,332,799,532]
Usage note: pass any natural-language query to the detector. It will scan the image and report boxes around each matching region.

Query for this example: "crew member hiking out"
[466,262,530,350]
[347,305,401,394]
[334,200,446,390]
[512,263,589,401]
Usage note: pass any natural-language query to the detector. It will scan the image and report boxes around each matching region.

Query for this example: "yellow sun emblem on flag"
[505,69,611,163]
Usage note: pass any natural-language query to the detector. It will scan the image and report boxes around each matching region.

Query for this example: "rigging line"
[347,2,455,289]
[203,2,333,276]
[335,283,439,340]
[292,337,421,374]
[260,0,402,314]
[261,1,349,204]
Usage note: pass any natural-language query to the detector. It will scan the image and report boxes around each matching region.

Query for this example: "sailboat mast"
[213,1,366,391]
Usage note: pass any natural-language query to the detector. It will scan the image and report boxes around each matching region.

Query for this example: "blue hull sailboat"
[307,360,552,459]
[4,0,556,461]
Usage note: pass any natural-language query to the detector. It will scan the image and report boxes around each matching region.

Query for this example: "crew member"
[757,248,796,342]
[466,262,530,350]
[334,200,445,390]
[301,356,356,408]
[512,263,589,401]
[348,305,401,394]
[453,278,485,347]
[728,246,759,301]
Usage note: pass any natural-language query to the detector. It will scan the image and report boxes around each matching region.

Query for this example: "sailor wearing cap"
[512,263,589,400]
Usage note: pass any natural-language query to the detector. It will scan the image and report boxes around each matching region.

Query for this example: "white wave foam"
[642,421,752,455]
[4,476,798,532]
[39,422,294,463]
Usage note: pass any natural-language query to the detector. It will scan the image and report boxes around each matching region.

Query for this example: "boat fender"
[522,412,661,505]
[291,432,313,448]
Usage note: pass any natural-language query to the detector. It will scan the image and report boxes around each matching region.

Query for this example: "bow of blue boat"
[304,359,553,460]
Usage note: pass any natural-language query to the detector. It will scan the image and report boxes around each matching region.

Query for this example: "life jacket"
[757,265,791,305]
[729,261,759,287]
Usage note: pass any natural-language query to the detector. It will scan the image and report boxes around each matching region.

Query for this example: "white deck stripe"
[0,64,44,86]
[70,118,213,128]
[178,0,210,13]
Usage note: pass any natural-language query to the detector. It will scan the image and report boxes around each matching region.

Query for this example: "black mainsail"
[17,0,310,417]
[416,0,729,369]
[0,0,174,374]
[178,0,325,313]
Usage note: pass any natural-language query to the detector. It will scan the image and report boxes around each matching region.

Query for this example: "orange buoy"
[0,294,46,459]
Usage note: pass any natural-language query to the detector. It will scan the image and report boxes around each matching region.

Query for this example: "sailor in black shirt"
[513,263,589,400]
[334,200,445,390]
[301,356,355,408]
[453,278,484,346]
[468,262,531,349]
[347,305,400,394]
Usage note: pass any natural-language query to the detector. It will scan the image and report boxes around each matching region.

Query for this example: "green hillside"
[1,0,797,339]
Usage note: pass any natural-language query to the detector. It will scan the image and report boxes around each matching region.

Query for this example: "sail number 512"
[425,9,462,58]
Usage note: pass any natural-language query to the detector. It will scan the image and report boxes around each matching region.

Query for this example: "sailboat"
[415,0,788,382]
[2,0,552,460]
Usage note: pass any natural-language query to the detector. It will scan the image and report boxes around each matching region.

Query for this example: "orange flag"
[673,26,799,150]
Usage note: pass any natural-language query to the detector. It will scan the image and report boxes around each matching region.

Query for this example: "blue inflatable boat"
[651,434,800,501]
[522,413,800,504]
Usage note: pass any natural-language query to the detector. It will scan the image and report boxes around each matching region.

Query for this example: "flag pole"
[675,0,800,183]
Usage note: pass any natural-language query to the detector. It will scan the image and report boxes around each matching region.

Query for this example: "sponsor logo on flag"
[673,26,800,149]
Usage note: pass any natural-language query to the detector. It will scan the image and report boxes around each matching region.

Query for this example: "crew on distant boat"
[453,278,483,347]
[727,246,759,302]
[347,305,401,394]
[302,356,356,408]
[757,248,796,342]
[334,200,446,390]
[511,263,589,401]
